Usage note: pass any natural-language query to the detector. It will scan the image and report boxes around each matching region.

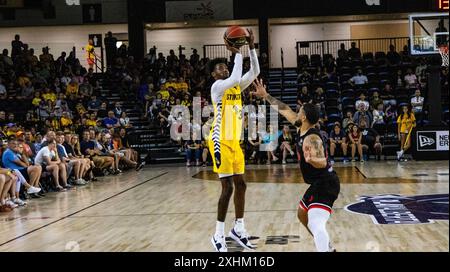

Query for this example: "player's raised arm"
[240,29,260,90]
[251,78,298,126]
[303,134,328,168]
[212,44,243,95]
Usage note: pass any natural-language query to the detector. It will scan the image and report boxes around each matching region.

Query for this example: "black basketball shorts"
[299,172,340,213]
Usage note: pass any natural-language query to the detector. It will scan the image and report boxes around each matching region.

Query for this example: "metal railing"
[94,47,105,73]
[296,37,409,62]
[203,44,251,59]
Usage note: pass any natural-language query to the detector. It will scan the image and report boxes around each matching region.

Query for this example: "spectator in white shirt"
[119,111,132,128]
[410,89,424,114]
[355,93,370,112]
[404,68,418,88]
[34,140,68,192]
[349,69,368,86]
[372,103,386,127]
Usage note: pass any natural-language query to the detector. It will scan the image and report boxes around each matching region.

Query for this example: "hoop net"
[439,45,448,67]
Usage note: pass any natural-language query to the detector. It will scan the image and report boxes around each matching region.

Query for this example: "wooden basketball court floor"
[0,161,448,252]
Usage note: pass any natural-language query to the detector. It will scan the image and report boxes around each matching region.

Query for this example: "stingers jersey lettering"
[211,85,243,144]
[226,93,241,100]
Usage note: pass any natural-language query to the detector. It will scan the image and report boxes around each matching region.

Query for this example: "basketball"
[224,26,249,48]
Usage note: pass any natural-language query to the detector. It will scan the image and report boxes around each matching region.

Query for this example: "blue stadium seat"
[339,66,352,75]
[398,102,409,108]
[341,89,355,98]
[367,81,380,89]
[367,73,378,82]
[364,65,377,74]
[326,106,340,115]
[326,89,339,98]
[327,114,342,124]
[326,98,339,107]
[352,59,363,68]
[325,82,339,90]
[341,97,355,107]
[368,87,380,96]
[343,105,355,114]
[356,88,367,96]
[378,72,390,80]
[327,122,337,133]
[340,74,352,84]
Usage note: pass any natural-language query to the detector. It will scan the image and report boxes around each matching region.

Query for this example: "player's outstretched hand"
[251,78,268,99]
[247,28,255,49]
[224,39,240,54]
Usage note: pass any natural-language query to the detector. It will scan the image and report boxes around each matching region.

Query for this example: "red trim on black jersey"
[308,204,332,214]
[299,200,308,211]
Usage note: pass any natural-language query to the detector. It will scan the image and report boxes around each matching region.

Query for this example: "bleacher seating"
[267,45,448,160]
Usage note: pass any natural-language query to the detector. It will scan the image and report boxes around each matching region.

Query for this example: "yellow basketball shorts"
[208,140,245,177]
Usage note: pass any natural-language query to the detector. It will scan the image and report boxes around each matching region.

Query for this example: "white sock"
[215,221,225,237]
[234,218,245,233]
[307,208,331,252]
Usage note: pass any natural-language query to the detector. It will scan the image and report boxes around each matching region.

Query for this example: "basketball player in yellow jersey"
[209,29,259,252]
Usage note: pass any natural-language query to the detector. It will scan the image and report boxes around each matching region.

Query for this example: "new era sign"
[417,132,436,150]
[417,131,449,151]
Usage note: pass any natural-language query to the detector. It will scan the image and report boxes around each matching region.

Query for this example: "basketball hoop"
[438,45,449,67]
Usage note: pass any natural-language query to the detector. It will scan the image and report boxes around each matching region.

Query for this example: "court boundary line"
[0,171,168,248]
[354,166,368,179]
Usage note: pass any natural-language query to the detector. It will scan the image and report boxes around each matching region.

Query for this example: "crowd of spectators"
[0,34,144,213]
[293,43,448,163]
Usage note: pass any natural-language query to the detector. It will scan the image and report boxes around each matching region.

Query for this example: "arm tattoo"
[307,135,325,158]
[264,94,298,125]
[266,94,291,111]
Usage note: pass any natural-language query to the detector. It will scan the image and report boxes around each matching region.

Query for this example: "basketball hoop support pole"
[427,65,443,127]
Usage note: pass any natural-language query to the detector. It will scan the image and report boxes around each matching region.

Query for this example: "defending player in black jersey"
[252,78,340,252]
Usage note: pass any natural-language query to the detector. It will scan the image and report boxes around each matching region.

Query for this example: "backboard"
[409,12,449,55]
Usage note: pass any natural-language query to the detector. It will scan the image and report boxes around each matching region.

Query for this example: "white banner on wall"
[165,0,233,22]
